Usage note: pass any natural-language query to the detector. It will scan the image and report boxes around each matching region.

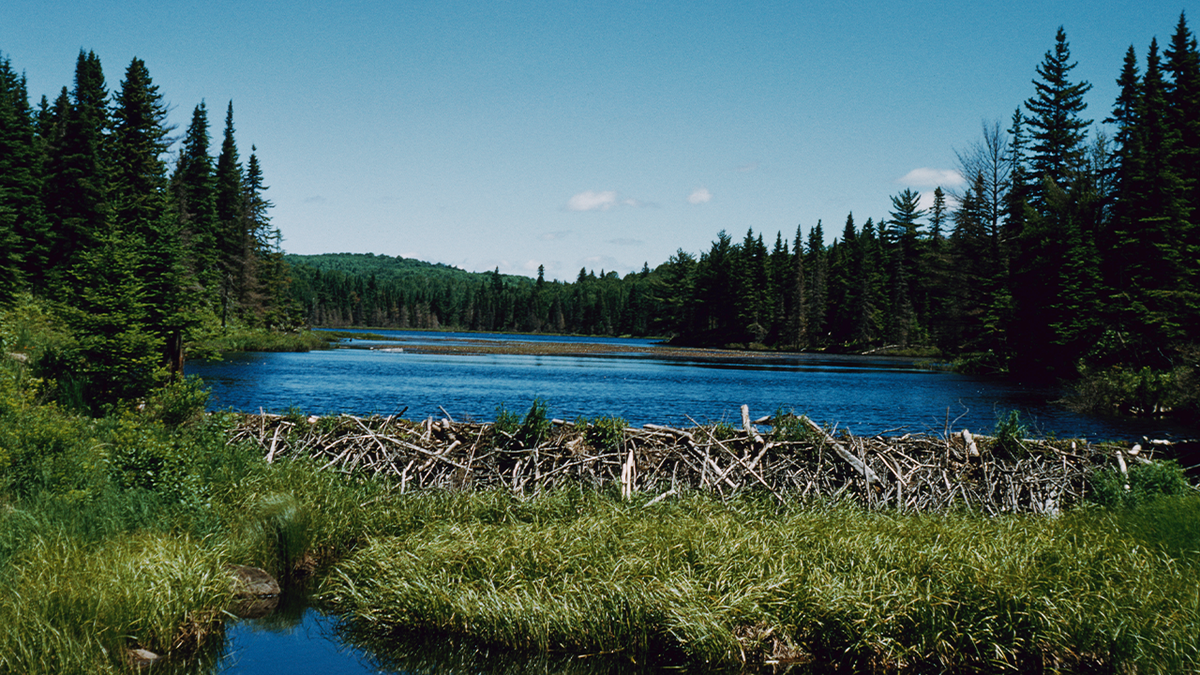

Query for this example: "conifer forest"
[2,17,1199,408]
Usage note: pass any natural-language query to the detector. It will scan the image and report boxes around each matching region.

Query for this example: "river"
[187,329,1193,441]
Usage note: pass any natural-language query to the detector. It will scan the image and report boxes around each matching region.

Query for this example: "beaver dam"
[228,405,1171,514]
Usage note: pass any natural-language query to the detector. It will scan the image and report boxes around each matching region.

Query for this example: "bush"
[580,416,626,453]
[1089,459,1191,509]
[140,375,211,427]
[992,409,1027,458]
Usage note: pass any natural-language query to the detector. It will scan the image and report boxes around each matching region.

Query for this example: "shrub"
[581,416,626,453]
[992,409,1027,458]
[515,398,551,449]
[140,375,211,427]
[1089,459,1191,509]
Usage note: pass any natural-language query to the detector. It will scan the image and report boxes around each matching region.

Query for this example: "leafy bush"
[140,375,211,427]
[992,409,1027,458]
[494,403,520,436]
[769,409,817,442]
[1088,459,1191,509]
[581,416,626,453]
[515,398,551,449]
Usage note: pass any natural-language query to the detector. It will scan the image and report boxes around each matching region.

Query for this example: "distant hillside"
[283,252,533,287]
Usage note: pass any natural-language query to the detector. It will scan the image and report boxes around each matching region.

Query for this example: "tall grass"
[322,487,1200,672]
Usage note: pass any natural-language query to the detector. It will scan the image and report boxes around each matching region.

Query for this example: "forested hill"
[284,252,494,285]
[285,252,663,336]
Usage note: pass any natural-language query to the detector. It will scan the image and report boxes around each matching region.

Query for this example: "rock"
[226,564,280,598]
[128,648,161,668]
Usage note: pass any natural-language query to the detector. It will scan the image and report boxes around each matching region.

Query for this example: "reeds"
[322,487,1200,672]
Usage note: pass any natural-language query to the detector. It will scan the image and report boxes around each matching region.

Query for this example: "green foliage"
[1067,363,1188,418]
[515,398,551,449]
[493,403,520,436]
[1088,459,1191,509]
[992,409,1028,457]
[768,409,817,442]
[139,374,210,427]
[580,415,626,453]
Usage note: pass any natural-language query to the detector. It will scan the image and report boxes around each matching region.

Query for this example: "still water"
[188,330,1189,440]
[190,331,1191,674]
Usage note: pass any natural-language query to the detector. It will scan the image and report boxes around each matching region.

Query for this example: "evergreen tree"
[1024,27,1093,206]
[805,222,827,344]
[786,224,808,348]
[172,103,218,293]
[43,50,111,286]
[111,57,193,373]
[110,57,170,237]
[0,53,41,298]
[1164,12,1200,225]
[214,101,247,323]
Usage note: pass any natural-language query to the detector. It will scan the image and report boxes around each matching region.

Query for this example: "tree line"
[3,16,1198,409]
[289,17,1200,384]
[0,49,294,409]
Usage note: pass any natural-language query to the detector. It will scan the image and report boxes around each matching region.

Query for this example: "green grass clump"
[578,415,627,453]
[322,488,1200,672]
[187,327,336,358]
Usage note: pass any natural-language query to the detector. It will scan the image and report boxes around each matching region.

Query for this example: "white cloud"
[607,238,644,246]
[565,190,650,212]
[897,168,966,189]
[566,190,618,212]
[581,254,622,271]
[687,188,712,205]
[540,230,572,241]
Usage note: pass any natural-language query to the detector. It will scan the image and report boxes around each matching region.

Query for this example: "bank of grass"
[186,326,338,358]
[320,487,1200,672]
[3,332,1199,672]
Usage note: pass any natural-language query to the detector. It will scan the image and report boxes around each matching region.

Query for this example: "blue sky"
[2,1,1195,280]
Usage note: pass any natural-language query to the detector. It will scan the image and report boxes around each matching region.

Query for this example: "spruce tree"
[1164,12,1200,227]
[0,53,41,298]
[111,57,192,373]
[1024,27,1093,205]
[214,101,247,324]
[172,103,219,295]
[43,50,111,286]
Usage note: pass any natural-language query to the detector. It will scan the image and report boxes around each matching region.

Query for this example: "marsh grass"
[322,487,1200,673]
[187,327,336,358]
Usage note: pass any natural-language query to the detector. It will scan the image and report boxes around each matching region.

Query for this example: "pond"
[189,331,1193,674]
[187,330,1192,441]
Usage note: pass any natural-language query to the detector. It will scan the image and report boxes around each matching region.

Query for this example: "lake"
[191,330,1193,674]
[187,329,1192,441]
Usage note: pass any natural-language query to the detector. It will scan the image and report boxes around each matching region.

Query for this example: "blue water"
[188,333,1192,440]
[217,609,382,674]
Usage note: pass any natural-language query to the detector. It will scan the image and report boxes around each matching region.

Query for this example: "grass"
[186,326,337,358]
[321,487,1200,673]
[4,302,1199,673]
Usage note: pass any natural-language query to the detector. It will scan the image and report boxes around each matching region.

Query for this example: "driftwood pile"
[227,406,1157,514]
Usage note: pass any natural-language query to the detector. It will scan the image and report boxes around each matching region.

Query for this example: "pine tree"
[1024,27,1093,206]
[214,101,248,323]
[0,53,41,298]
[172,103,219,295]
[43,50,111,286]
